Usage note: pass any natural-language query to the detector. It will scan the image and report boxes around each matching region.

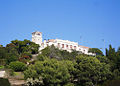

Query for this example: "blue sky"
[0,0,120,53]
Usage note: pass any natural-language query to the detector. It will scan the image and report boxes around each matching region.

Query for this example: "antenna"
[80,36,82,45]
[102,39,105,54]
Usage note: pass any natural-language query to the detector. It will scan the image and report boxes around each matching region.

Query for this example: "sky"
[0,0,120,53]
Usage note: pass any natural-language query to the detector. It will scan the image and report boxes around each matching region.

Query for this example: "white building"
[32,31,94,55]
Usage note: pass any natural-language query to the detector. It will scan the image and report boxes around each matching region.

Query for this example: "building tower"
[32,31,42,46]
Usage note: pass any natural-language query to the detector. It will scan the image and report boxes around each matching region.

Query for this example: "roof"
[79,45,89,49]
[32,31,42,35]
[48,39,55,42]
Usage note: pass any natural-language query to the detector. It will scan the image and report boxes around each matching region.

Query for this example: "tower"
[32,31,42,46]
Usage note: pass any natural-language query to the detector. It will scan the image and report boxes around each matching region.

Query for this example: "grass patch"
[14,72,24,79]
[0,65,4,70]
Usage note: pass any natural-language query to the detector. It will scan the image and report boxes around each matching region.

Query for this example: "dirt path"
[8,78,25,86]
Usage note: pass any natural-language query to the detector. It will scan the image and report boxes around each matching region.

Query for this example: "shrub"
[6,55,18,64]
[24,59,70,85]
[0,65,4,70]
[0,78,11,86]
[64,83,74,86]
[9,61,26,72]
[25,77,43,86]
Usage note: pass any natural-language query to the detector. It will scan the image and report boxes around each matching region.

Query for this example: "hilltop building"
[32,31,93,55]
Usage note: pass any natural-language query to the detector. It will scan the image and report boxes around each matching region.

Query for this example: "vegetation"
[74,56,111,86]
[9,61,26,72]
[24,59,71,86]
[88,48,103,56]
[0,39,120,86]
[0,78,11,86]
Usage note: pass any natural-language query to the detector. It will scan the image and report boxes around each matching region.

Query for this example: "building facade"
[32,31,94,55]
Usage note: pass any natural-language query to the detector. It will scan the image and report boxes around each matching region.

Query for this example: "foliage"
[0,65,4,70]
[24,65,38,79]
[105,45,120,77]
[102,80,120,86]
[1,39,40,64]
[41,45,62,60]
[96,55,110,64]
[11,39,39,54]
[0,59,6,65]
[0,47,8,59]
[9,61,26,72]
[19,52,32,63]
[25,77,43,86]
[88,48,103,56]
[24,59,70,86]
[106,45,116,62]
[74,55,111,86]
[41,45,79,60]
[6,54,18,64]
[64,83,75,86]
[1,38,120,86]
[0,78,11,86]
[37,54,48,61]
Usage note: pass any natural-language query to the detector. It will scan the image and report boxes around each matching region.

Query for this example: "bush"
[25,77,43,86]
[64,83,74,86]
[0,65,4,70]
[0,78,11,86]
[24,59,70,85]
[6,55,18,64]
[9,61,26,72]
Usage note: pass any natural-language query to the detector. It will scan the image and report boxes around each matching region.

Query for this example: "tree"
[9,61,27,72]
[88,48,103,56]
[41,45,79,60]
[0,47,8,59]
[24,59,70,86]
[105,45,118,71]
[6,54,18,64]
[106,45,116,61]
[74,55,111,86]
[41,45,62,60]
[10,39,39,55]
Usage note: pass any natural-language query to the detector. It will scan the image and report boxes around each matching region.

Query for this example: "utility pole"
[102,39,105,54]
[80,36,82,45]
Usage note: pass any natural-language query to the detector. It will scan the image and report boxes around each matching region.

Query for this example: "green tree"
[11,39,39,55]
[88,48,103,56]
[74,55,111,86]
[41,45,79,60]
[105,45,118,72]
[0,47,8,59]
[24,59,70,86]
[24,65,38,79]
[9,61,26,72]
[41,45,62,60]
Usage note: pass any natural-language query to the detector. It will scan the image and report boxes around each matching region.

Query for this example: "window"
[62,44,64,48]
[74,46,76,49]
[66,45,68,48]
[37,33,40,35]
[70,45,72,49]
[58,43,60,48]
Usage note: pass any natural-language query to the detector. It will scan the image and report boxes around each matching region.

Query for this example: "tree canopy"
[88,48,103,56]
